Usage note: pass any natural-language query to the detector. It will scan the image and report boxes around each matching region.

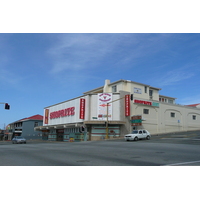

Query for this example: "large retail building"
[35,79,200,142]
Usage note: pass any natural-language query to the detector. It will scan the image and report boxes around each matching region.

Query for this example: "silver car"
[12,136,26,144]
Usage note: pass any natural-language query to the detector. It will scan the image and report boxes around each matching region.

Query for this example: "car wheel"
[146,136,150,140]
[134,137,138,141]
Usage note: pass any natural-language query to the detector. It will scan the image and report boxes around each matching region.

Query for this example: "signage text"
[50,107,75,119]
[125,94,130,116]
[134,99,152,106]
[80,98,85,119]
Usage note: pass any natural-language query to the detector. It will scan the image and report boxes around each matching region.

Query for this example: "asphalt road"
[1,131,200,166]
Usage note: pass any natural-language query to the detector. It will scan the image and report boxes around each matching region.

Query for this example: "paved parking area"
[1,131,200,166]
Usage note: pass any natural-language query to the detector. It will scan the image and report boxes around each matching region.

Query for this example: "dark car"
[12,136,26,144]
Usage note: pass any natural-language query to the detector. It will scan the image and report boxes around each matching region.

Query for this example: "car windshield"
[132,131,138,134]
[16,136,24,139]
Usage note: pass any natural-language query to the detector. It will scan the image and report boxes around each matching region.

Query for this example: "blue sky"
[1,33,200,128]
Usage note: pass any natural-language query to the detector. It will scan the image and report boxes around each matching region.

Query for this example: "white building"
[36,79,200,141]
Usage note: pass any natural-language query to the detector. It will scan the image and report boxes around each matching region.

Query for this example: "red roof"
[26,114,43,120]
[15,114,43,122]
[186,103,200,107]
[8,115,43,126]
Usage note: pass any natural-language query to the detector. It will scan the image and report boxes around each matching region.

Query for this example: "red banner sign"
[125,94,130,116]
[134,99,152,106]
[44,109,49,124]
[80,98,85,119]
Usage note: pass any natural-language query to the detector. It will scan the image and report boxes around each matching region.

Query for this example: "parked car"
[12,136,26,144]
[124,129,151,141]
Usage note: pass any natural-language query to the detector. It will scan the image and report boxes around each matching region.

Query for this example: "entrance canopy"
[34,122,84,131]
[84,120,126,125]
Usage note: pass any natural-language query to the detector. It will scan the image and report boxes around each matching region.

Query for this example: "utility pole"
[105,96,126,139]
[0,103,10,129]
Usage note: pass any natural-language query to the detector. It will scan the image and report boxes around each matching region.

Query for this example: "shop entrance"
[87,127,91,141]
[42,130,49,140]
[56,129,64,141]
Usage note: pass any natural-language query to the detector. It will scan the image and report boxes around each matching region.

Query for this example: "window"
[171,112,175,118]
[143,109,149,114]
[34,122,38,127]
[168,99,173,104]
[144,86,147,93]
[112,85,117,92]
[193,115,196,120]
[149,90,153,97]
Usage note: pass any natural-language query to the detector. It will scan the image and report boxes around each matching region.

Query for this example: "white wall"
[43,93,122,126]
[43,97,85,126]
[131,101,200,134]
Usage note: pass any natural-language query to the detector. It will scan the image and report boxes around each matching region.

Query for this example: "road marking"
[160,138,188,140]
[160,138,200,142]
[164,160,200,166]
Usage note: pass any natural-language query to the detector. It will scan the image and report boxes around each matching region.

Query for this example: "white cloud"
[0,67,24,87]
[47,33,168,74]
[178,95,200,105]
[48,34,121,74]
[154,67,195,87]
[46,33,200,90]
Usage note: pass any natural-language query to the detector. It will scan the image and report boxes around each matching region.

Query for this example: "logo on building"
[99,93,112,102]
[50,107,75,119]
[98,93,112,120]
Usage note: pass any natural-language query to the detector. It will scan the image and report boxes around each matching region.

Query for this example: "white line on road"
[161,138,200,140]
[164,160,200,166]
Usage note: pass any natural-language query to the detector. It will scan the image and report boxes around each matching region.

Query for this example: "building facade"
[36,79,200,141]
[6,115,43,140]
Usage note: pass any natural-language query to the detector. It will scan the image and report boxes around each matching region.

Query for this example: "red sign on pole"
[80,98,85,119]
[131,115,142,126]
[125,94,130,116]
